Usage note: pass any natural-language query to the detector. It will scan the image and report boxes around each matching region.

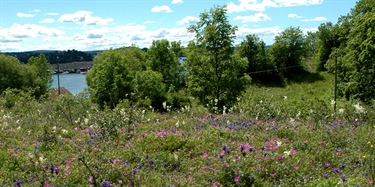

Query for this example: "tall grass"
[0,72,374,186]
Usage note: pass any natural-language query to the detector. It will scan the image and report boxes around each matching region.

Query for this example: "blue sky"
[0,0,356,52]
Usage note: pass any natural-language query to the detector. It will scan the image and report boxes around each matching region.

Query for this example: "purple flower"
[277,155,283,161]
[132,168,138,175]
[101,180,112,187]
[222,144,231,153]
[323,173,330,179]
[14,180,22,187]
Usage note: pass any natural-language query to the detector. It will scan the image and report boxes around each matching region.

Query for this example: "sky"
[0,0,357,52]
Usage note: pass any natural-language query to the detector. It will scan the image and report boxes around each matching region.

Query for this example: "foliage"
[134,68,166,110]
[86,47,148,109]
[269,27,305,78]
[325,0,375,103]
[236,34,274,80]
[146,39,182,89]
[186,5,251,111]
[315,22,340,71]
[0,54,52,99]
[27,54,53,98]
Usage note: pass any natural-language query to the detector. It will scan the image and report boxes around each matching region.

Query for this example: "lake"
[52,73,88,95]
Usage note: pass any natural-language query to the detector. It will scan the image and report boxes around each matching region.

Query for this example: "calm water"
[52,73,88,95]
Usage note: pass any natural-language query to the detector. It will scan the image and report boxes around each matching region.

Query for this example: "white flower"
[284,96,287,100]
[283,150,291,156]
[277,141,282,147]
[39,156,46,163]
[331,100,335,105]
[162,102,167,109]
[354,103,365,113]
[62,129,68,134]
[175,121,180,128]
[84,118,89,125]
[338,108,344,114]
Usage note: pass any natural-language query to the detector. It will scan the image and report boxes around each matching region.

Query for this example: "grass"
[0,72,374,186]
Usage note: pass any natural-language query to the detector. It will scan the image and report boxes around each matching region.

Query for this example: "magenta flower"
[203,152,208,158]
[271,173,276,177]
[234,176,240,182]
[325,162,331,167]
[277,155,283,161]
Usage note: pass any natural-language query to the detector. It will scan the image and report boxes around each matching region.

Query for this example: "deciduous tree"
[186,5,250,111]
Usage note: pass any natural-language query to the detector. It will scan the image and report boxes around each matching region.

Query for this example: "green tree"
[86,47,147,108]
[236,34,272,80]
[0,54,27,92]
[326,0,375,103]
[146,39,181,88]
[27,54,53,97]
[134,68,166,109]
[315,22,340,71]
[186,5,250,111]
[269,27,305,77]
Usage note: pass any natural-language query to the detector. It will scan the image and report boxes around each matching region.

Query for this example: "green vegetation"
[1,0,375,186]
[186,5,251,111]
[0,53,52,101]
[0,72,374,186]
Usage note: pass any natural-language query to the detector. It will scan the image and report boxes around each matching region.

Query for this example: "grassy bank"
[0,72,374,186]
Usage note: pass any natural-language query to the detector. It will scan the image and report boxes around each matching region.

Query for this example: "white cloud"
[46,12,59,16]
[227,0,323,13]
[144,20,155,24]
[288,13,302,18]
[0,24,65,41]
[233,13,271,23]
[58,11,113,25]
[236,26,282,44]
[17,12,35,18]
[176,16,199,25]
[39,18,55,23]
[301,16,327,21]
[151,5,173,13]
[172,0,183,4]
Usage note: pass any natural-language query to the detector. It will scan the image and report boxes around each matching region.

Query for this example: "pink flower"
[277,155,283,161]
[234,176,240,182]
[325,162,331,167]
[118,179,123,184]
[271,173,276,177]
[368,179,373,184]
[290,148,296,155]
[223,162,229,167]
[203,152,208,158]
[88,176,93,183]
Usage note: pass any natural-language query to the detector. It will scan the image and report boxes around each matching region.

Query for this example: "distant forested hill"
[4,49,102,64]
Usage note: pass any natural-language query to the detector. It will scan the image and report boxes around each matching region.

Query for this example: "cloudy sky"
[0,0,356,52]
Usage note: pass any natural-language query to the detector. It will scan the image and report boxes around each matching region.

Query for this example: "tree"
[315,22,340,71]
[146,39,181,89]
[0,54,52,99]
[27,54,53,97]
[326,0,375,103]
[269,27,305,77]
[0,54,27,93]
[186,5,250,111]
[86,47,148,108]
[236,34,272,80]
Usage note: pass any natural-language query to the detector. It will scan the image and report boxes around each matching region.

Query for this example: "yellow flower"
[371,145,374,148]
[368,141,371,144]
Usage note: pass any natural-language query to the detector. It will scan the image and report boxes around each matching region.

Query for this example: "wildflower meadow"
[0,73,374,187]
